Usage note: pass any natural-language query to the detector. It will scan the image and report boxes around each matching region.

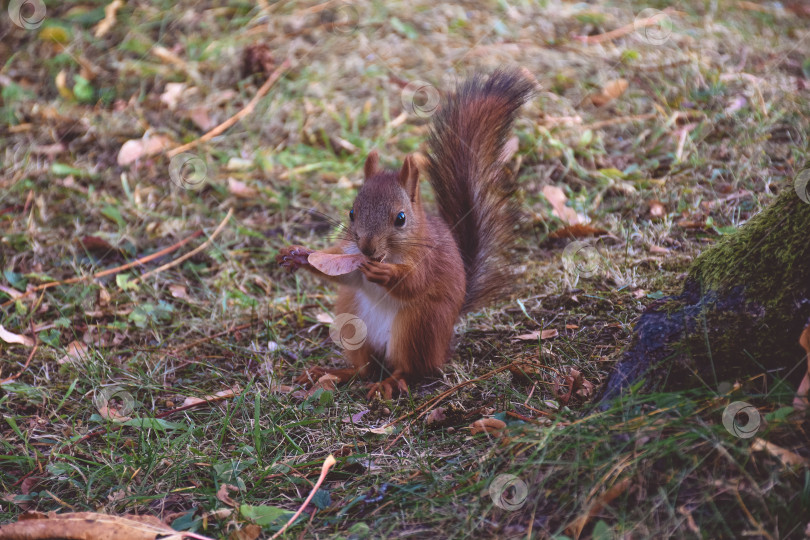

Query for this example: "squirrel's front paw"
[360,260,397,287]
[277,245,313,272]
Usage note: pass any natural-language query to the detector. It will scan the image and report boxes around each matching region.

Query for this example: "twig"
[132,208,233,285]
[68,384,243,447]
[0,322,38,385]
[167,59,290,158]
[0,231,203,309]
[382,360,553,450]
[573,8,681,45]
[271,454,336,539]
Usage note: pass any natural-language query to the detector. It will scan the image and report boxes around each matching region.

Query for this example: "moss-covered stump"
[599,186,810,406]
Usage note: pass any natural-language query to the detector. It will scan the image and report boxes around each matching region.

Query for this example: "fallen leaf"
[308,251,366,276]
[470,417,507,436]
[565,478,631,537]
[168,284,188,299]
[589,78,629,107]
[425,407,447,426]
[0,284,24,299]
[648,200,666,218]
[117,134,174,166]
[542,185,580,226]
[55,70,73,100]
[751,438,810,467]
[186,107,214,131]
[217,484,238,507]
[342,409,369,424]
[514,328,558,341]
[306,374,340,397]
[93,0,124,38]
[0,325,34,347]
[315,313,334,324]
[548,223,608,240]
[227,177,259,198]
[229,523,262,540]
[58,341,90,364]
[632,289,647,299]
[0,510,207,540]
[181,386,241,408]
[159,82,187,110]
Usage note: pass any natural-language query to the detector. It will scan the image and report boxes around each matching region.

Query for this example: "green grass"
[2,0,809,537]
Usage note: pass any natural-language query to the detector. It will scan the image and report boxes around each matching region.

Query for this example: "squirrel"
[277,69,535,399]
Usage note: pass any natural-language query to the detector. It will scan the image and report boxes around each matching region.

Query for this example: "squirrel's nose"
[358,238,375,258]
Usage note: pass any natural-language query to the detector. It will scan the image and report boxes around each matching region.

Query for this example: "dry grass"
[1,0,809,538]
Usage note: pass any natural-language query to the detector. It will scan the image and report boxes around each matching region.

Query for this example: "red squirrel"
[277,69,535,399]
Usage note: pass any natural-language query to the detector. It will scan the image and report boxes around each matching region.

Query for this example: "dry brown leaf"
[0,284,24,299]
[58,341,90,365]
[751,438,810,468]
[306,374,340,397]
[216,484,238,507]
[0,325,34,347]
[186,107,214,131]
[117,134,174,166]
[0,510,209,540]
[228,524,262,540]
[470,417,506,435]
[168,284,188,300]
[648,200,666,218]
[548,223,608,240]
[589,78,629,107]
[93,0,123,38]
[425,407,447,425]
[315,313,333,324]
[542,185,580,226]
[308,251,366,276]
[159,83,187,110]
[514,328,558,341]
[227,177,259,198]
[566,478,631,538]
[180,386,241,408]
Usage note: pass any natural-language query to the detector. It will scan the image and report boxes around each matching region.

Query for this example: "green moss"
[688,187,810,313]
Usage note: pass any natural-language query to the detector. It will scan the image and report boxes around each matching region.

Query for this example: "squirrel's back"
[426,69,535,313]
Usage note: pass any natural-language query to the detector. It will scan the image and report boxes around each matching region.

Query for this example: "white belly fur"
[354,281,400,358]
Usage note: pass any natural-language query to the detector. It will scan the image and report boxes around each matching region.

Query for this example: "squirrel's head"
[348,150,422,261]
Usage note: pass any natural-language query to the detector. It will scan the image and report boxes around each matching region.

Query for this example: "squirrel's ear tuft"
[363,150,380,181]
[398,155,420,202]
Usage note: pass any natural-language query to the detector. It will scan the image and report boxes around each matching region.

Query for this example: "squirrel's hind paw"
[366,376,409,400]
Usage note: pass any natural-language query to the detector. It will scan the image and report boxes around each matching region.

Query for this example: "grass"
[1,0,809,537]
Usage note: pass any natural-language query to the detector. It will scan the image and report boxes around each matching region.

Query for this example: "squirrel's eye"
[349,209,354,222]
[395,211,406,227]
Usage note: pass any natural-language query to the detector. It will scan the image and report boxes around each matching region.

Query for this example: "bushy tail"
[426,69,535,313]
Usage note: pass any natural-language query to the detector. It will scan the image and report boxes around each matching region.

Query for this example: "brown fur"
[277,69,534,396]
